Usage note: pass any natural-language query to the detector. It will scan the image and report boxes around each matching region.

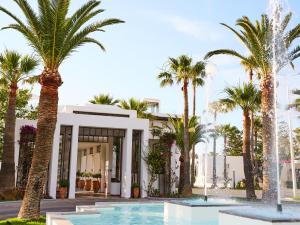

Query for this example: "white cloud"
[163,15,224,42]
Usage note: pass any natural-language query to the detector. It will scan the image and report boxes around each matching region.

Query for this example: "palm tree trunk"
[178,155,184,194]
[182,79,192,196]
[191,84,196,186]
[242,111,256,199]
[248,70,255,172]
[261,75,278,203]
[18,69,62,220]
[0,84,18,191]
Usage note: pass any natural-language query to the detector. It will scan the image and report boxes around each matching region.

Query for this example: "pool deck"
[0,197,150,220]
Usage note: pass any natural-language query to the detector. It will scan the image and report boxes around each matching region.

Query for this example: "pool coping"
[219,209,300,222]
[46,211,101,225]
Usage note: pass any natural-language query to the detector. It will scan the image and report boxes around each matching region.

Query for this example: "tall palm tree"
[0,0,123,219]
[191,61,206,186]
[205,14,300,202]
[169,116,206,194]
[90,94,119,105]
[158,55,199,196]
[217,124,233,184]
[219,83,261,199]
[0,50,38,191]
[119,98,149,118]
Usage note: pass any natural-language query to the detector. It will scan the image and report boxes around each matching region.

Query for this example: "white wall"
[195,155,244,188]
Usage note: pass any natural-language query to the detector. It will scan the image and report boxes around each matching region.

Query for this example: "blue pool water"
[180,198,237,206]
[66,203,218,225]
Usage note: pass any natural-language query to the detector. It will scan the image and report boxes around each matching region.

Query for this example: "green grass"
[0,217,46,225]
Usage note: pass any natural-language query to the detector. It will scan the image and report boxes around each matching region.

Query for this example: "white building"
[15,104,150,199]
[13,101,181,199]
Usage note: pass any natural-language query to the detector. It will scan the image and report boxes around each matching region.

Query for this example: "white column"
[121,128,132,198]
[140,129,149,198]
[48,124,61,199]
[68,125,79,199]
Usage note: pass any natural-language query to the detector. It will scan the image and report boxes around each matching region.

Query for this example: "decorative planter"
[92,180,100,193]
[133,187,140,198]
[79,179,85,189]
[85,179,92,191]
[76,178,80,188]
[59,187,67,199]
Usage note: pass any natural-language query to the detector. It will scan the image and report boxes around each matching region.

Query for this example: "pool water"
[66,203,218,225]
[180,198,237,206]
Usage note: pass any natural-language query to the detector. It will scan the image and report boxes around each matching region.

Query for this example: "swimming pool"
[66,203,218,225]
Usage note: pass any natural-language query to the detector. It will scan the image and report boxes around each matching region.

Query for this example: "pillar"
[68,125,79,199]
[121,128,132,198]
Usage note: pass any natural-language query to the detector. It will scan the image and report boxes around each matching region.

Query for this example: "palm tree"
[217,124,233,185]
[158,55,201,196]
[205,14,300,202]
[0,0,123,219]
[90,94,119,105]
[0,50,38,191]
[119,98,149,118]
[191,61,206,186]
[169,116,206,194]
[219,83,261,199]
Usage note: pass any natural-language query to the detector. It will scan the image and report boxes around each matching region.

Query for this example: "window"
[90,147,93,154]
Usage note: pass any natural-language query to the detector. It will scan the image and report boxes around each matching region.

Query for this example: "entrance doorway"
[75,127,124,196]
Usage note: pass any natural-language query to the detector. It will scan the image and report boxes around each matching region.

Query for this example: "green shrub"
[59,179,68,188]
[0,216,46,225]
[132,183,140,188]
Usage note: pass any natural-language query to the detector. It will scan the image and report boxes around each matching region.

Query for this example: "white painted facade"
[194,155,245,188]
[14,104,149,199]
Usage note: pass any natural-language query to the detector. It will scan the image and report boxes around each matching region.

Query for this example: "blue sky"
[0,0,300,152]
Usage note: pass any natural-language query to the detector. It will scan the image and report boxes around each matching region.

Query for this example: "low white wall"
[164,202,241,223]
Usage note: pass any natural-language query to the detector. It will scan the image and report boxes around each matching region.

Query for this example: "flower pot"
[79,179,85,189]
[93,180,100,193]
[76,178,80,188]
[133,187,140,198]
[85,179,92,191]
[59,187,68,199]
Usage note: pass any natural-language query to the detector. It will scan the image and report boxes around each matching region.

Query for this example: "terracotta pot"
[93,180,100,193]
[79,179,85,189]
[76,178,80,188]
[85,179,92,191]
[59,187,67,199]
[133,187,140,198]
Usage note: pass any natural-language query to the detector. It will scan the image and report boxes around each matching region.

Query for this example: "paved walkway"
[1,189,299,220]
[0,197,148,220]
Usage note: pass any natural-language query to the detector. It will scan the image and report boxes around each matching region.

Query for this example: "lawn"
[0,217,46,225]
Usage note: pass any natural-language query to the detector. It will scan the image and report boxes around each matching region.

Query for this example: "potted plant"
[76,170,82,188]
[59,179,68,199]
[85,172,92,191]
[132,183,140,198]
[92,173,101,193]
[79,172,85,189]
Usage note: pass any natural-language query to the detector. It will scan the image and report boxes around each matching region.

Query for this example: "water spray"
[203,69,214,202]
[269,0,287,213]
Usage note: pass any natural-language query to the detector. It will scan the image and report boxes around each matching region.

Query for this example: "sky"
[0,0,300,152]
